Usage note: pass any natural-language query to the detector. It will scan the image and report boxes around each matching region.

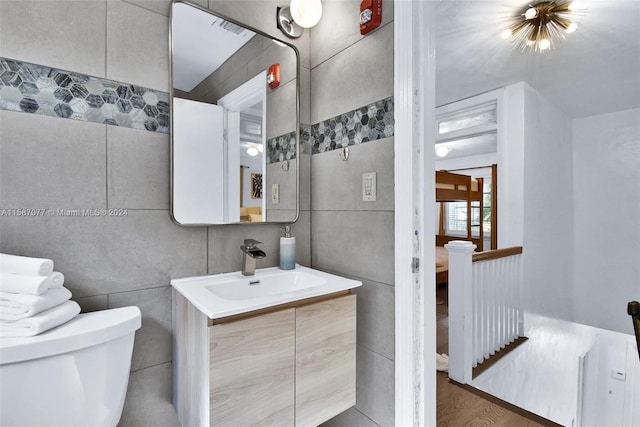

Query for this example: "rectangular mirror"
[170,1,299,225]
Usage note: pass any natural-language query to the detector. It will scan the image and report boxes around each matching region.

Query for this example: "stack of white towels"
[0,253,80,337]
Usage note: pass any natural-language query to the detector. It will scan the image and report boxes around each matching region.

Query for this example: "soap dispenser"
[279,226,296,270]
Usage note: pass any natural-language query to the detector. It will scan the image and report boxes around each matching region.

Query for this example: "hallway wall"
[573,108,640,334]
[522,84,574,320]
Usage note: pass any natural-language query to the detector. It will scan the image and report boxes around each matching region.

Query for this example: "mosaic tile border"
[0,57,169,133]
[266,125,313,164]
[310,96,394,154]
[0,57,394,151]
[266,130,297,164]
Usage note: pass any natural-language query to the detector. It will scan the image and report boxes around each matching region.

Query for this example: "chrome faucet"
[241,239,266,276]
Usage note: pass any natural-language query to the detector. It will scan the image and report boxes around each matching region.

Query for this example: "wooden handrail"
[472,246,523,263]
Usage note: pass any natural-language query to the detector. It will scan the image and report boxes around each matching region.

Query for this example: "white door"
[172,97,224,224]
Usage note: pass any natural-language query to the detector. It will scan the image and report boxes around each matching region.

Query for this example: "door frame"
[394,1,436,425]
[218,71,267,222]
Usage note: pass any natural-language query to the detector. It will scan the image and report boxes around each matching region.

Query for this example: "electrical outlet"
[272,184,279,204]
[611,370,626,381]
[362,172,377,201]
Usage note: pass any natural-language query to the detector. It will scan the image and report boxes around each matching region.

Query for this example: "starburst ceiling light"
[501,1,584,52]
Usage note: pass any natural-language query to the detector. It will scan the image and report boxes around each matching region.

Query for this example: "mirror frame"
[168,0,300,226]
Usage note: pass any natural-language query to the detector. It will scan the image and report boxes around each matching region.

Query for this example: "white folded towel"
[47,272,65,288]
[0,271,65,295]
[436,353,449,372]
[0,253,54,276]
[0,287,73,321]
[0,300,80,337]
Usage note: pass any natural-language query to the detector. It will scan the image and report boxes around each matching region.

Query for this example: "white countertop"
[170,264,362,319]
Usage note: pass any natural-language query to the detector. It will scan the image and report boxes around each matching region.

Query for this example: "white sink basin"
[205,269,326,300]
[171,265,361,319]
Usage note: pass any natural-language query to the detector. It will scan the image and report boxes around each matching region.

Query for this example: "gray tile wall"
[1,0,394,424]
[0,1,311,426]
[310,1,395,426]
[310,21,394,124]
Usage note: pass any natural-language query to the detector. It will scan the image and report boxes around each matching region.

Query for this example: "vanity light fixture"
[501,1,584,52]
[277,0,322,38]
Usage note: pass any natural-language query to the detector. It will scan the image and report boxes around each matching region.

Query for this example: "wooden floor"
[436,285,549,427]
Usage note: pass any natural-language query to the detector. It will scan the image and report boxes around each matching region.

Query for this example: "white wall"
[499,84,525,248]
[572,108,640,334]
[522,83,575,320]
[501,84,639,334]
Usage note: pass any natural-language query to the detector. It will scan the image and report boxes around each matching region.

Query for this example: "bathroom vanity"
[169,3,359,425]
[171,266,361,427]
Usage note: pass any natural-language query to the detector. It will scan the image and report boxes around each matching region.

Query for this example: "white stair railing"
[446,240,524,384]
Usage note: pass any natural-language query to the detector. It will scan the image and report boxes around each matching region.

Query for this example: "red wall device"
[267,63,280,89]
[360,0,382,35]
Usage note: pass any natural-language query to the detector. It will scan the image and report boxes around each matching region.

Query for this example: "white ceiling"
[435,0,640,119]
[172,3,256,92]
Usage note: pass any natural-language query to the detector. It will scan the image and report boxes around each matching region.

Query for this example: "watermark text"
[1,208,129,217]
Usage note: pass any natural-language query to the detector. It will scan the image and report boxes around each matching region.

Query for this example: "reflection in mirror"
[170,1,299,225]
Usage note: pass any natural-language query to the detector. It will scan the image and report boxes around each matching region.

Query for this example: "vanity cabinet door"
[295,294,357,427]
[209,308,295,427]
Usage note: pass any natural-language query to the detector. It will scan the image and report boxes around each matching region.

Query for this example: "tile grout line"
[356,342,395,364]
[104,0,109,210]
[310,265,395,288]
[309,166,314,268]
[88,284,173,301]
[121,0,168,18]
[130,359,173,374]
[104,0,108,80]
[206,227,209,274]
[105,126,109,209]
[311,209,395,213]
[351,406,383,427]
[310,21,394,71]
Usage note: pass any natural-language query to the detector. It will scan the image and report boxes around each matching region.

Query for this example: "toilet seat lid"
[0,306,141,365]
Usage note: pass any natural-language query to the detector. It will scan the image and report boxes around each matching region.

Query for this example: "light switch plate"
[272,184,279,204]
[362,172,377,201]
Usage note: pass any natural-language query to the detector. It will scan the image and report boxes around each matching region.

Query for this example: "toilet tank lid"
[0,306,141,365]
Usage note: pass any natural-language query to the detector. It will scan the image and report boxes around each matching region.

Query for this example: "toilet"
[0,306,141,427]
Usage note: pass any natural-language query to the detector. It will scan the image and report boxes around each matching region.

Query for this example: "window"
[437,101,497,140]
[444,182,492,236]
[482,182,492,233]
